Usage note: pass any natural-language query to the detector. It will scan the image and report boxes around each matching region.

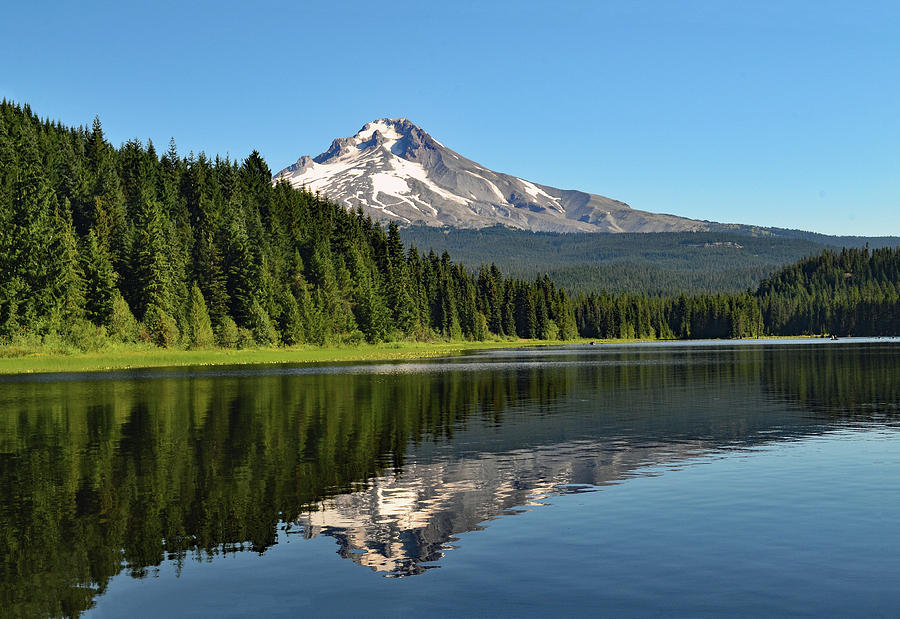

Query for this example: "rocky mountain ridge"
[274,118,708,233]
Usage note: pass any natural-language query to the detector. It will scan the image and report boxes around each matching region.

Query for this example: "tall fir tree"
[82,228,118,325]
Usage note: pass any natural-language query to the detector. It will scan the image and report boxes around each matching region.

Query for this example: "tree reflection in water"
[1,341,898,616]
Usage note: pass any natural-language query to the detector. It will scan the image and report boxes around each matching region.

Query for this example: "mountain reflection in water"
[292,437,710,577]
[1,340,898,615]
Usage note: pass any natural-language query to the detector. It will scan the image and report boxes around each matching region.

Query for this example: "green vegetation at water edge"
[0,338,589,375]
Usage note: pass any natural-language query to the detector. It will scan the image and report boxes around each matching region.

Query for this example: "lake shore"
[0,338,601,376]
[0,335,841,376]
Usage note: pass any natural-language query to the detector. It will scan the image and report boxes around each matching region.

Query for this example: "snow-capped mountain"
[274,118,706,233]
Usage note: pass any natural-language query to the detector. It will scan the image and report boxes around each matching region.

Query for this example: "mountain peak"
[354,118,428,144]
[274,121,706,233]
[362,117,413,128]
[356,118,408,139]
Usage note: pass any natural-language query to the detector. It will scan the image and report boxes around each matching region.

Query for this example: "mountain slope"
[274,119,707,233]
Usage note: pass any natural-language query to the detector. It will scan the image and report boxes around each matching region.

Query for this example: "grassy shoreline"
[0,339,598,376]
[0,335,836,376]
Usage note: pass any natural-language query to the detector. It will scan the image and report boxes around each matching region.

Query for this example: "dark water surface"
[2,340,899,617]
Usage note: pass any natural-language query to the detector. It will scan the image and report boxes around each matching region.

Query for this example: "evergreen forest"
[402,225,900,295]
[573,248,900,339]
[0,100,898,353]
[0,100,577,350]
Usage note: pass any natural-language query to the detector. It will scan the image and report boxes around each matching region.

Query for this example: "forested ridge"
[572,247,900,339]
[758,247,900,336]
[401,225,900,295]
[0,100,897,351]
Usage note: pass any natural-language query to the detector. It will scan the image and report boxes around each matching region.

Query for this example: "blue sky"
[2,1,898,236]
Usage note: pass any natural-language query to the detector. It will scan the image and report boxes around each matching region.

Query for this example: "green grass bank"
[0,339,603,376]
[0,335,825,376]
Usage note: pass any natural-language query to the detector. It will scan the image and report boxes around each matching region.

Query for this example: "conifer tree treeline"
[1,101,897,347]
[574,292,765,340]
[573,248,900,339]
[0,101,576,348]
[757,247,900,336]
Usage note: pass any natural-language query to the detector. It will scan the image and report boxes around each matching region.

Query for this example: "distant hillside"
[705,223,900,250]
[572,246,900,341]
[758,246,900,336]
[400,226,889,295]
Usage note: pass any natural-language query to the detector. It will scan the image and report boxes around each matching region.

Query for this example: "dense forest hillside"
[0,100,577,349]
[758,247,900,336]
[573,246,900,339]
[401,226,900,295]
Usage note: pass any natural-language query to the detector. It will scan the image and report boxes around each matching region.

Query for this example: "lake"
[2,339,899,617]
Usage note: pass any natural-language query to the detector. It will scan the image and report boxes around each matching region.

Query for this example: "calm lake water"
[2,339,899,617]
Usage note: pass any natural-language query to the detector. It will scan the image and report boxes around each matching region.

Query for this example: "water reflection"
[1,341,898,615]
[291,435,715,577]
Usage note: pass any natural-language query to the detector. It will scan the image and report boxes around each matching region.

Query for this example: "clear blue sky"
[2,1,898,236]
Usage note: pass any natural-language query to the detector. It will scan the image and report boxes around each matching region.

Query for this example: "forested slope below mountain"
[573,246,900,339]
[400,226,862,294]
[758,247,900,336]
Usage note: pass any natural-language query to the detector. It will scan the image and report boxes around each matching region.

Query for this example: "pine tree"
[187,283,215,348]
[2,122,57,334]
[223,213,257,325]
[130,196,173,319]
[143,303,179,347]
[47,199,87,332]
[385,222,417,334]
[248,299,278,346]
[82,228,118,325]
[85,117,127,269]
[278,284,305,346]
[108,292,140,342]
[194,231,229,328]
[353,267,390,343]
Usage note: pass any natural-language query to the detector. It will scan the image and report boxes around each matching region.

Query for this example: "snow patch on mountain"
[274,119,708,233]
